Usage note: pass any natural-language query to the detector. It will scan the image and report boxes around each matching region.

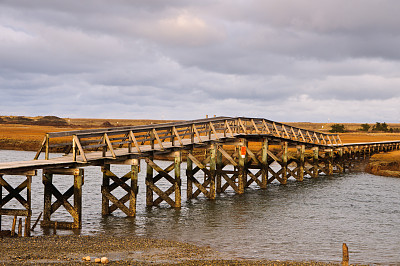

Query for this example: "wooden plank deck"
[0,134,232,174]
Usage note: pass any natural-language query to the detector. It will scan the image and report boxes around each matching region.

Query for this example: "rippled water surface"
[1,150,400,264]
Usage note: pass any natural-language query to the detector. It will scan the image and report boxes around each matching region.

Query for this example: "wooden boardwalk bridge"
[1,116,400,236]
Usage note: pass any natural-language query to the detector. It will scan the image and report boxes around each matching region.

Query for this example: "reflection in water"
[1,150,400,264]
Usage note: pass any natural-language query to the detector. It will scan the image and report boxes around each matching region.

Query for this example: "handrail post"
[72,135,77,161]
[45,133,50,160]
[150,130,155,150]
[170,127,175,146]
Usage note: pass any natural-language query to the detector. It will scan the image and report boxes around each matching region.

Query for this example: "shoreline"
[0,234,340,265]
[365,150,400,178]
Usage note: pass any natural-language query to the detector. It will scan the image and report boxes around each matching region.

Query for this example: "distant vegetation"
[0,115,69,127]
[359,123,371,132]
[329,124,346,133]
[357,122,400,133]
[372,122,389,132]
[35,116,69,126]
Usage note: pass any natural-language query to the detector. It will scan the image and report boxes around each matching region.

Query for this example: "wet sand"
[0,234,341,265]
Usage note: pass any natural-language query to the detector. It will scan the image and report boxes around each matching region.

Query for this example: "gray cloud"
[1,1,400,122]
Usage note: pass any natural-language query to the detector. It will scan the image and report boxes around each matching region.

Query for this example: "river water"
[1,150,400,264]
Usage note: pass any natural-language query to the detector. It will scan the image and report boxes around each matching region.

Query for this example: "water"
[1,150,400,264]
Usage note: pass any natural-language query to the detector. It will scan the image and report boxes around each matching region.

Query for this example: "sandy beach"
[0,234,341,265]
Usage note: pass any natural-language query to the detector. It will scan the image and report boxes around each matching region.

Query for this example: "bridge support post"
[146,155,154,206]
[297,145,305,181]
[0,171,34,236]
[174,151,182,207]
[41,168,83,229]
[328,149,334,175]
[238,139,247,193]
[145,151,182,208]
[281,142,288,184]
[186,155,193,199]
[261,138,269,188]
[209,144,216,199]
[101,159,139,217]
[187,146,216,200]
[216,146,223,193]
[312,147,319,178]
[215,145,242,194]
[336,148,344,174]
[101,164,109,215]
[245,139,270,189]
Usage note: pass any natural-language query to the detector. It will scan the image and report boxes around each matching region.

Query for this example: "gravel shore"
[0,234,341,265]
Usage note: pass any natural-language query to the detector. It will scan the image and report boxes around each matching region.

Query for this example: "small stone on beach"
[82,256,91,261]
[95,258,101,263]
[101,257,109,264]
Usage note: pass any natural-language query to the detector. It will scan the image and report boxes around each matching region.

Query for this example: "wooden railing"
[34,117,342,162]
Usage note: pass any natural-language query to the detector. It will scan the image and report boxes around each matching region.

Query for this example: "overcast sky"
[1,1,400,122]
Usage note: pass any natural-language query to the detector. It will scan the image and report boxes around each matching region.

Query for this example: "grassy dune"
[365,150,400,178]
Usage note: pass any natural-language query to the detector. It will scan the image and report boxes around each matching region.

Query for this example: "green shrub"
[359,123,371,132]
[329,124,346,133]
[372,122,389,132]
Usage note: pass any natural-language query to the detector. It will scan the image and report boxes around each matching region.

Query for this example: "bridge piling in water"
[0,170,34,236]
[101,159,139,217]
[145,151,182,208]
[41,168,83,229]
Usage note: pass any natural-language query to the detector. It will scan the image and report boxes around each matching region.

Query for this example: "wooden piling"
[174,151,182,208]
[342,243,349,266]
[281,142,288,184]
[209,145,216,199]
[238,140,247,194]
[216,146,222,193]
[146,156,154,207]
[186,155,193,199]
[129,159,139,216]
[42,173,53,224]
[337,148,344,174]
[297,145,305,181]
[24,218,29,237]
[11,215,17,236]
[261,138,268,188]
[18,218,22,237]
[74,170,83,228]
[327,149,334,176]
[26,176,32,236]
[312,147,319,178]
[101,164,110,216]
